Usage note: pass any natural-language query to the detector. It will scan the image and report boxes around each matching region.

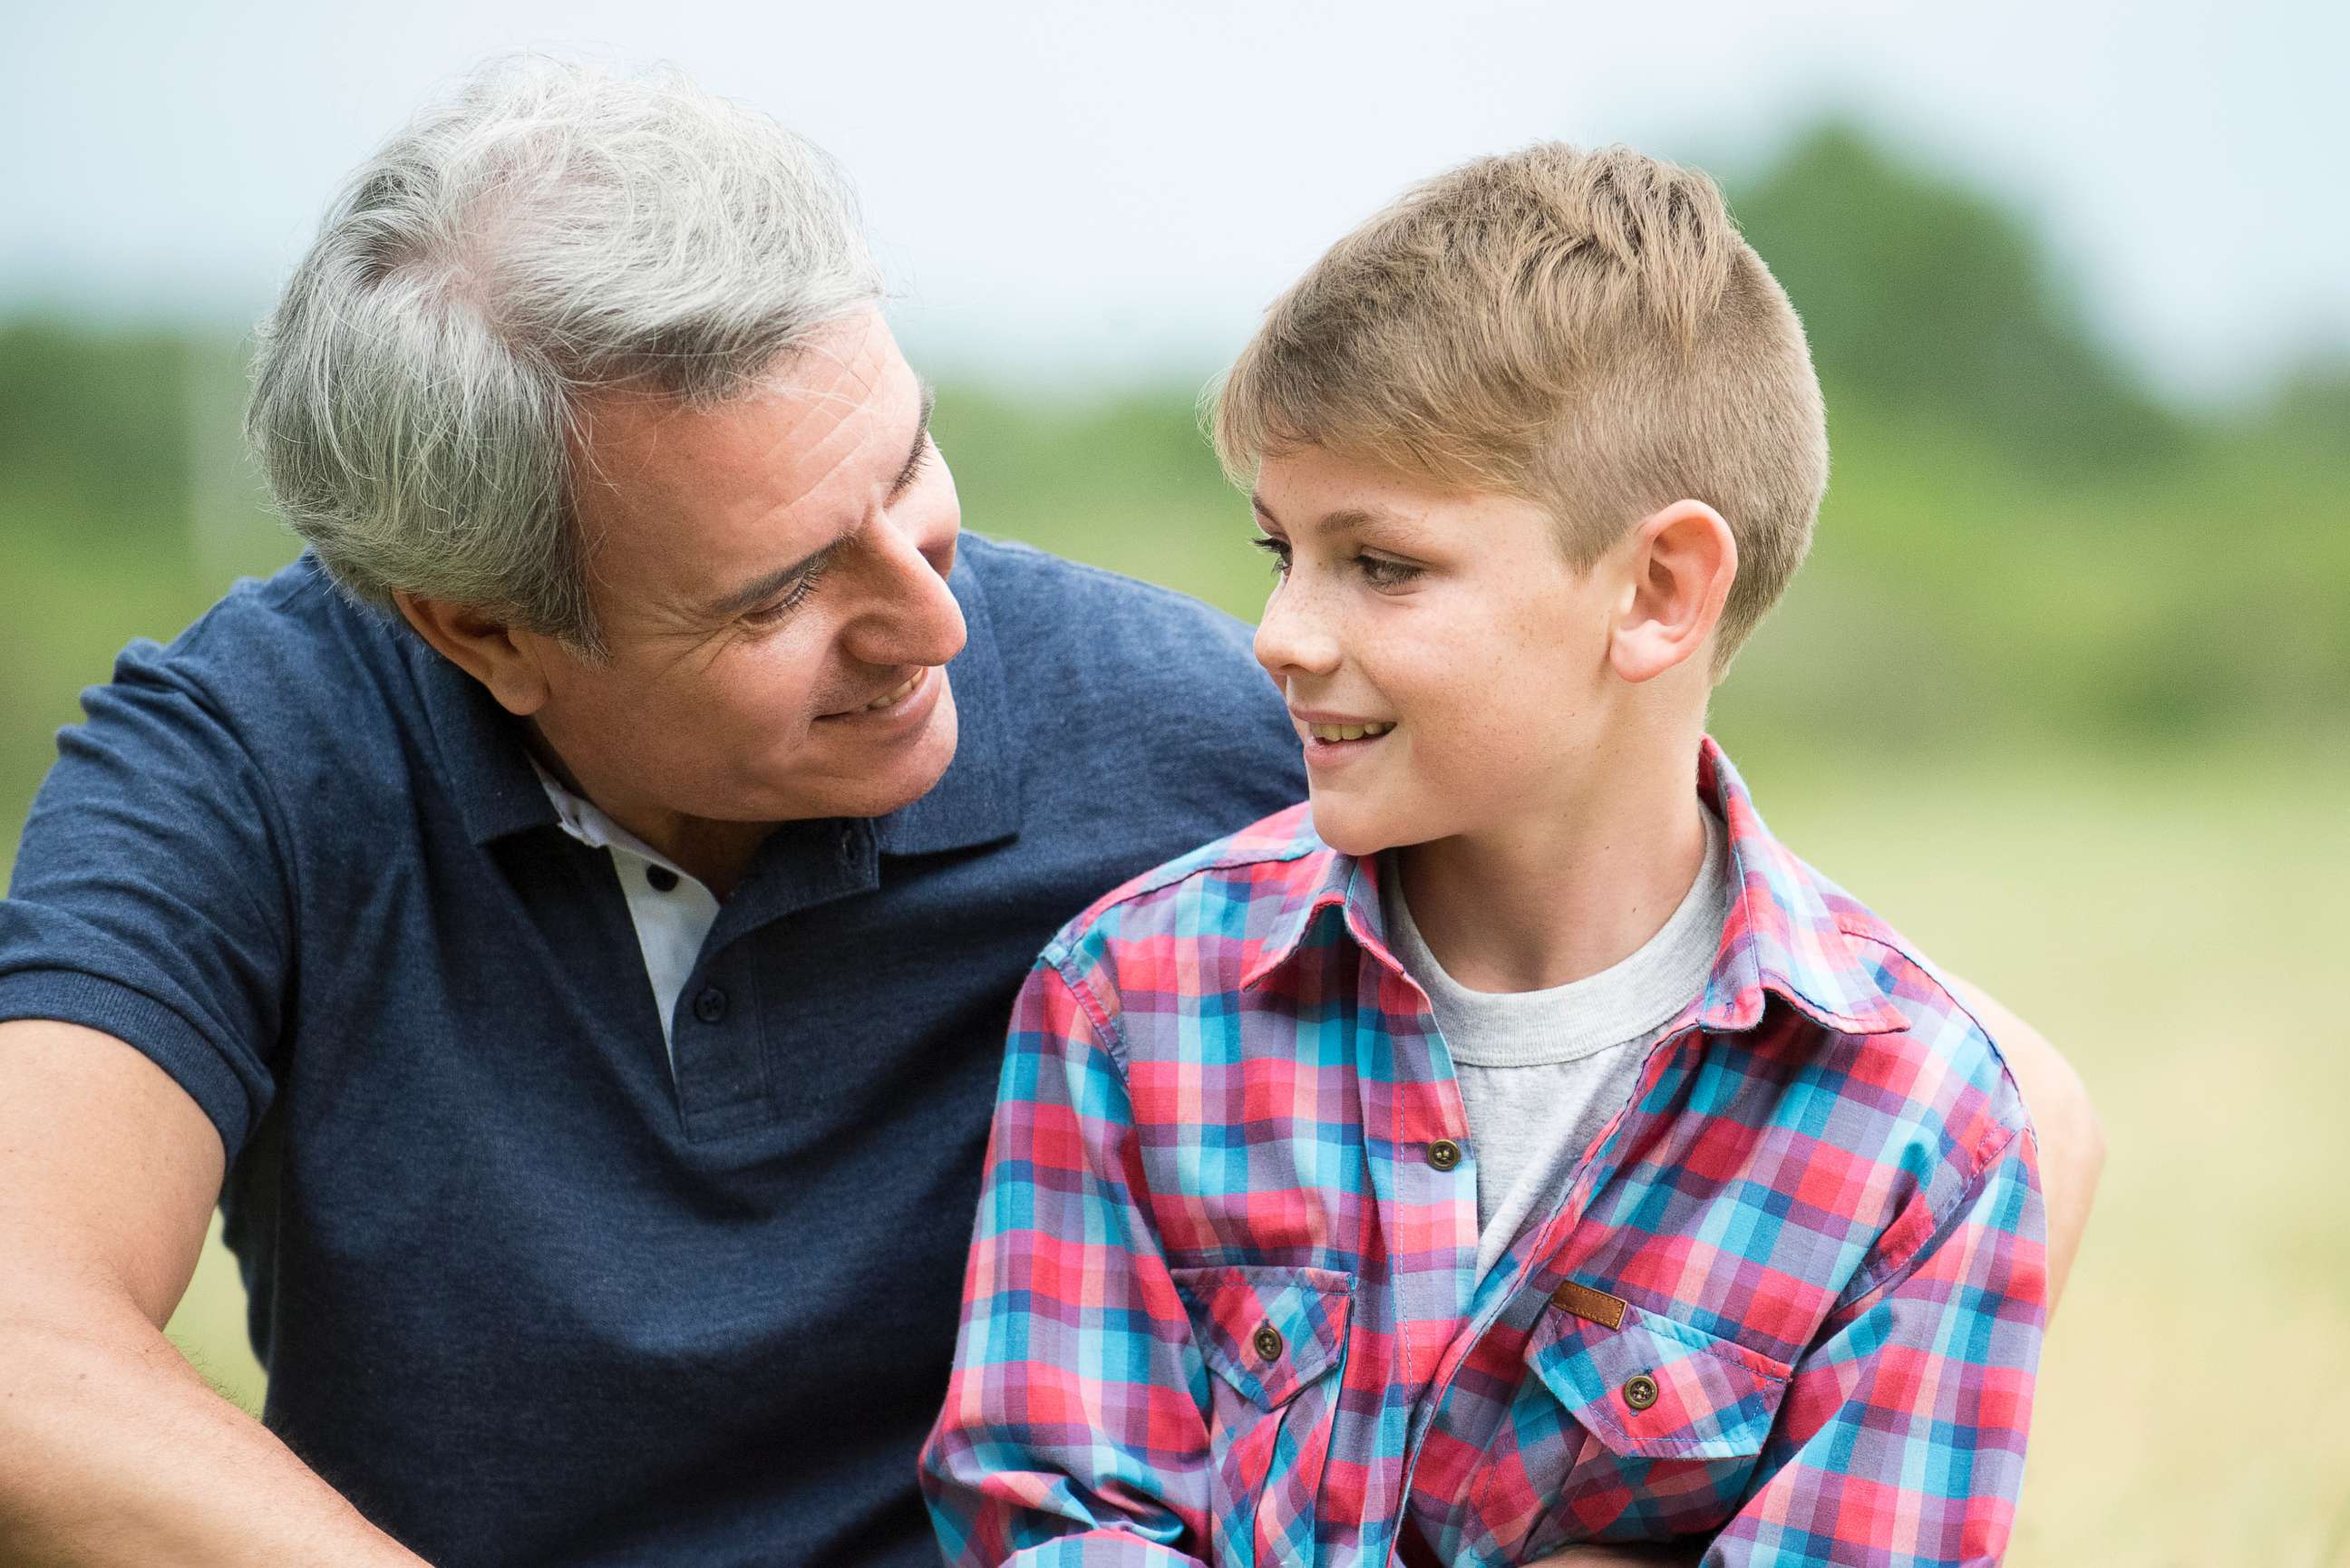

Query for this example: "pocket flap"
[1170,1264,1354,1410]
[1528,1294,1792,1460]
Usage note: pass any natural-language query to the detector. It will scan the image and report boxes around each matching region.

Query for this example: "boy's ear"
[393,591,556,718]
[1607,500,1737,685]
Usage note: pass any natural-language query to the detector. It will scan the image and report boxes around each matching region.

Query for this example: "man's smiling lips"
[820,665,934,722]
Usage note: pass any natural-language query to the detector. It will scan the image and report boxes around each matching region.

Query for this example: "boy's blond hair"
[1211,143,1826,672]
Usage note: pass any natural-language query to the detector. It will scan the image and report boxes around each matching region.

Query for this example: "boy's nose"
[1253,587,1341,679]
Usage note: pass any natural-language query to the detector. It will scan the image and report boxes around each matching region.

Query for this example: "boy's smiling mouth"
[1290,708,1399,756]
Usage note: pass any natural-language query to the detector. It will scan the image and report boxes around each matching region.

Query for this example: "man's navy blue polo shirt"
[0,534,1306,1568]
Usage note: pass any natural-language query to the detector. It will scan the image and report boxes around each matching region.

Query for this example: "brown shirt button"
[1252,1322,1284,1361]
[1426,1139,1462,1172]
[1623,1373,1660,1411]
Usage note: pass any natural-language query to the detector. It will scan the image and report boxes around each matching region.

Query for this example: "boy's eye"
[1251,535,1293,578]
[1355,554,1423,589]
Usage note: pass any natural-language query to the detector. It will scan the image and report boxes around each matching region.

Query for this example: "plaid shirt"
[922,740,2045,1568]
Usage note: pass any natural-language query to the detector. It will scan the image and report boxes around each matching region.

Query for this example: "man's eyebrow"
[702,533,859,622]
[890,382,937,497]
[699,383,937,622]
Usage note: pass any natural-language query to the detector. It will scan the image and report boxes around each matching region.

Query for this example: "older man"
[0,60,2100,1568]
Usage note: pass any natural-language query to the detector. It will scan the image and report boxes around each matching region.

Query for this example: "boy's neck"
[1393,727,1710,995]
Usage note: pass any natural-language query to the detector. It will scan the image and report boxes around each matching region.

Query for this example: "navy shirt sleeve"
[0,621,295,1158]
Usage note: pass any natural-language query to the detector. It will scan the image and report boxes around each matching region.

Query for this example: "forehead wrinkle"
[581,315,918,635]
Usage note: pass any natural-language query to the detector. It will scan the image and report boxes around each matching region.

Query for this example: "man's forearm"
[0,1301,427,1568]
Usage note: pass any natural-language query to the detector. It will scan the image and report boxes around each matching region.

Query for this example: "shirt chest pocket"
[1481,1292,1793,1561]
[1171,1264,1354,1568]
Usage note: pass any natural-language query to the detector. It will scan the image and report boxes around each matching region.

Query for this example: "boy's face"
[1250,446,1624,858]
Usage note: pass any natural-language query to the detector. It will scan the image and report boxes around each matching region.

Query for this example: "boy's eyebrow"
[1250,493,1416,540]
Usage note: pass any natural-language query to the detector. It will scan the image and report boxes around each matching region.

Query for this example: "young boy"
[921,145,2045,1567]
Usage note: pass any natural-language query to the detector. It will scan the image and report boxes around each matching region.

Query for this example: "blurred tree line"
[5,121,2346,833]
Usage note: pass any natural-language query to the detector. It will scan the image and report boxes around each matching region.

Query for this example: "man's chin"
[822,679,962,820]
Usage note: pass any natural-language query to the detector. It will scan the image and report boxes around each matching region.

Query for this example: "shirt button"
[1252,1322,1284,1362]
[1623,1373,1660,1411]
[1426,1139,1462,1172]
[693,986,730,1024]
[837,823,859,857]
[645,865,679,893]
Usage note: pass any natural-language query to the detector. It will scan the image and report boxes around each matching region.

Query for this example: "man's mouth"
[825,668,927,719]
[863,670,925,711]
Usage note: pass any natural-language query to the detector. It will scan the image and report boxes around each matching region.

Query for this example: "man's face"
[528,311,966,832]
[1250,446,1622,857]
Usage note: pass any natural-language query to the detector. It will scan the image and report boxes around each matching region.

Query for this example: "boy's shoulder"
[1036,800,1328,982]
[1726,820,2038,1285]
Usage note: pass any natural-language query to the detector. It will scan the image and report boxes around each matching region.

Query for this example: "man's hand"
[0,1020,430,1566]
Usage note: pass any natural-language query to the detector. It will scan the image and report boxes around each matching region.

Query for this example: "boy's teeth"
[1309,721,1394,741]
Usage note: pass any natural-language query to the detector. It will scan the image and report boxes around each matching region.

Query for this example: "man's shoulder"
[963,533,1264,691]
[963,532,1305,820]
[115,555,411,726]
[80,554,431,817]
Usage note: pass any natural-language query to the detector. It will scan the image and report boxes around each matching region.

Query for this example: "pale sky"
[5,0,2343,402]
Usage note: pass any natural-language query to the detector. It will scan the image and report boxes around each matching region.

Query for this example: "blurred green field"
[6,123,2349,1566]
[8,395,2348,1567]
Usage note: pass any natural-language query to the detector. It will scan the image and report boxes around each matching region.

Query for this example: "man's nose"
[1253,578,1340,680]
[844,503,966,670]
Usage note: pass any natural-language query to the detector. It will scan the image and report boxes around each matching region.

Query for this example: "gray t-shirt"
[1383,808,1733,1281]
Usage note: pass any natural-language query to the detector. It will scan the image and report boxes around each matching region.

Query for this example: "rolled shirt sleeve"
[921,958,1216,1568]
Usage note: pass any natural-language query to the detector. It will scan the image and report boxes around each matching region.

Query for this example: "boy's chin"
[1305,797,1416,860]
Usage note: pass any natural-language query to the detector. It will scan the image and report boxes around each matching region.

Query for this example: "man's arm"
[0,1020,427,1567]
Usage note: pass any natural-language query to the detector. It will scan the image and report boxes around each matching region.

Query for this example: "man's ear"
[393,593,555,718]
[1607,500,1737,685]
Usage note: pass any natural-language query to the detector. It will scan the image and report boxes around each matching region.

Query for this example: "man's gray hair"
[248,56,882,655]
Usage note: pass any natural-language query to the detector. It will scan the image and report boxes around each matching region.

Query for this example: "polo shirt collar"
[407,545,1023,857]
[407,631,560,848]
[1239,738,1907,1039]
[873,546,1023,856]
